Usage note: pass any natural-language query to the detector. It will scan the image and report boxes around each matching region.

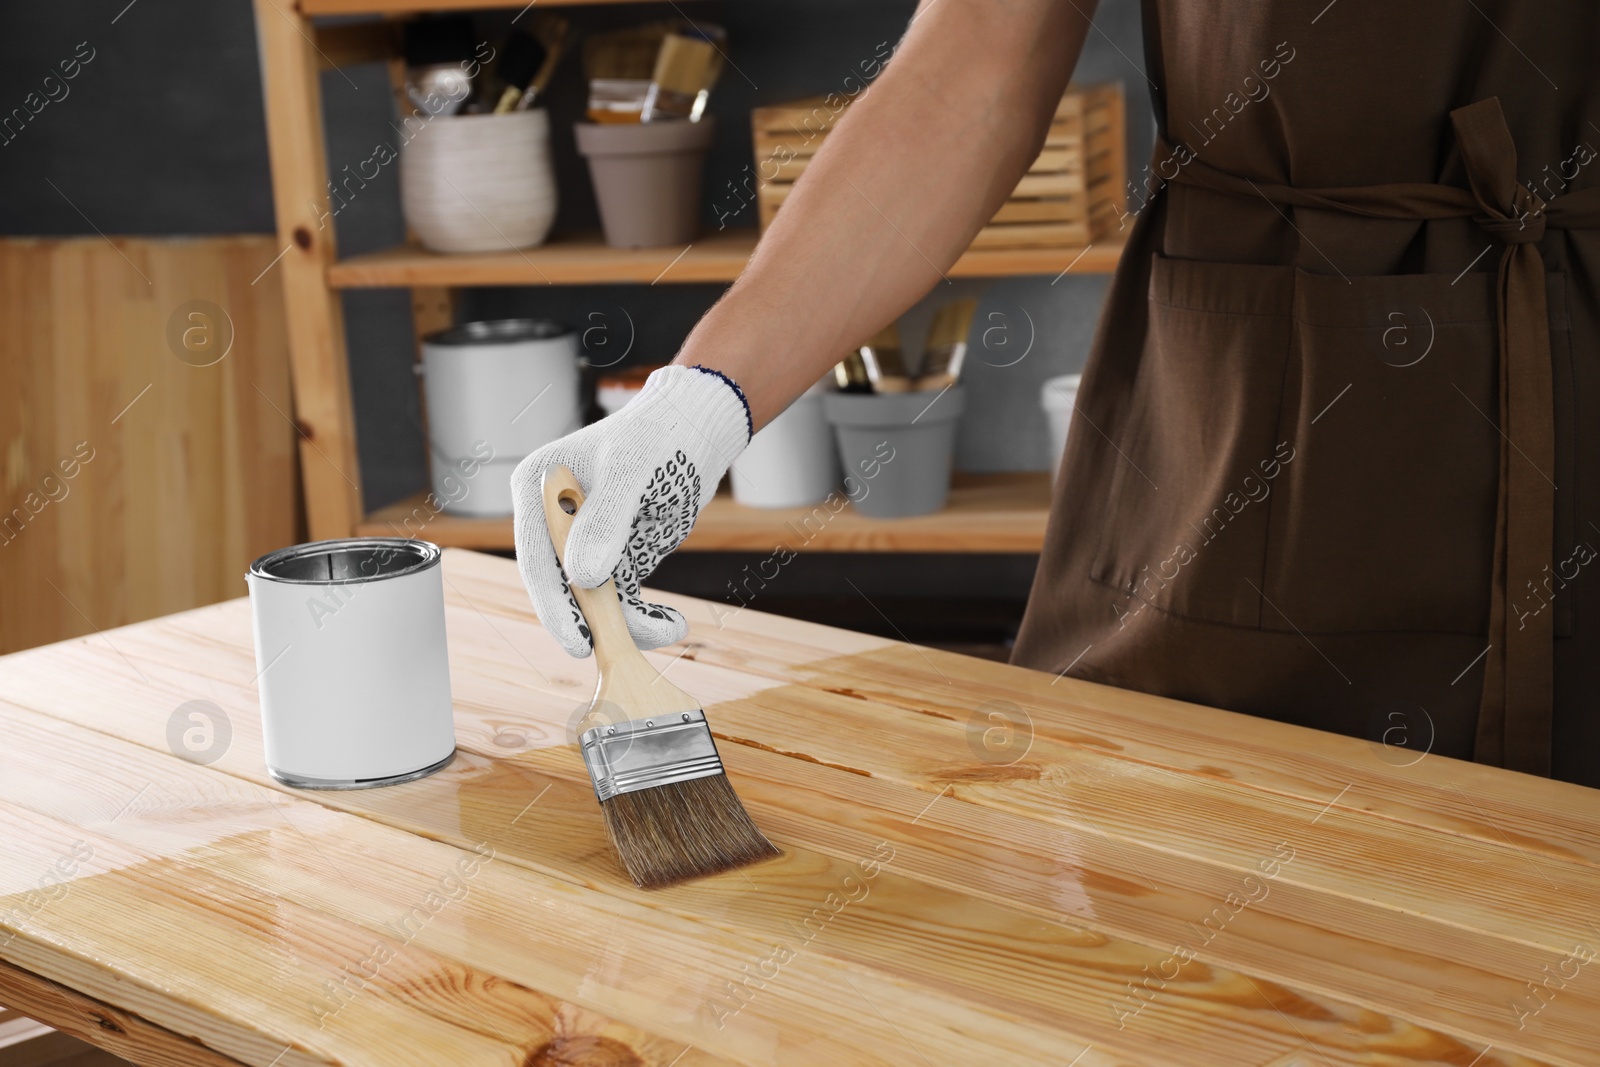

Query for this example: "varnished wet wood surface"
[0,549,1596,1066]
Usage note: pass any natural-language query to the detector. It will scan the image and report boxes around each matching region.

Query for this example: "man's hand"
[511,366,751,657]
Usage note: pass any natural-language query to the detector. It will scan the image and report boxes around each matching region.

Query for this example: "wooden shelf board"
[303,0,640,13]
[327,231,1126,288]
[327,231,757,288]
[357,471,1053,553]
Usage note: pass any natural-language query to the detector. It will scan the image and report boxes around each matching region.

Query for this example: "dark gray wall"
[1,0,1151,511]
[0,2,275,232]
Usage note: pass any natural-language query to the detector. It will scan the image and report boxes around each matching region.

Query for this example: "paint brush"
[582,22,670,123]
[857,324,911,393]
[516,13,571,110]
[641,29,724,122]
[916,298,977,391]
[833,350,872,392]
[492,30,546,114]
[542,463,780,888]
[402,14,476,116]
[583,22,672,82]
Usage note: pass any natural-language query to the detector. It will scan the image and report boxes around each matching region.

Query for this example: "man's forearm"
[674,0,1097,429]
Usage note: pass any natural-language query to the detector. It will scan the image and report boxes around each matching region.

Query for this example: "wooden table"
[0,549,1596,1066]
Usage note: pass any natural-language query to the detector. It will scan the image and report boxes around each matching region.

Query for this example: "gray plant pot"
[823,388,966,518]
[574,119,716,248]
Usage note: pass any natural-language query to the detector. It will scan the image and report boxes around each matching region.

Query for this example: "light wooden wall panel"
[0,236,299,654]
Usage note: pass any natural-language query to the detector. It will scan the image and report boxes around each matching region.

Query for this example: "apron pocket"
[1089,254,1294,628]
[1261,268,1504,634]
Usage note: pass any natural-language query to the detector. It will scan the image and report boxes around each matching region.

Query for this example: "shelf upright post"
[253,0,366,540]
[383,52,457,483]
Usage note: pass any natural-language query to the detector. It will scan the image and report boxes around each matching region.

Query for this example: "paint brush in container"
[491,30,546,113]
[402,14,476,116]
[584,22,672,81]
[641,27,725,122]
[516,13,571,110]
[916,298,977,391]
[542,464,780,888]
[583,22,670,123]
[833,350,872,393]
[857,324,911,393]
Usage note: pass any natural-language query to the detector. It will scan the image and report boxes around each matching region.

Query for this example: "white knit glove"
[510,364,752,657]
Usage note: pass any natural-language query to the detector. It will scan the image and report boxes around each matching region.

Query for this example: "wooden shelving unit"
[254,0,1125,550]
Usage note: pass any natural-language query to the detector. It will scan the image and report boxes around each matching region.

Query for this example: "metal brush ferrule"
[579,709,724,802]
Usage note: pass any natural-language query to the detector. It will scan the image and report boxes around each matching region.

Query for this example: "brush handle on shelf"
[541,464,699,715]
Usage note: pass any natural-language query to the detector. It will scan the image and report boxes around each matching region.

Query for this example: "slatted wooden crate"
[751,82,1126,249]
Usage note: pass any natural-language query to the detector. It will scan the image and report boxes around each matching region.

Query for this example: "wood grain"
[0,549,1595,1065]
[325,232,1128,288]
[313,21,399,71]
[254,0,365,541]
[0,670,1556,1067]
[356,472,1054,552]
[752,85,1126,249]
[0,237,297,656]
[0,957,243,1067]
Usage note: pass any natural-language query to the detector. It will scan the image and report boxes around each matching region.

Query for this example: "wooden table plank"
[1,548,1595,1066]
[0,957,245,1067]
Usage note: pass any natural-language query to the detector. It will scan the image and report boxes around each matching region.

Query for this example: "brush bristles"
[600,774,780,889]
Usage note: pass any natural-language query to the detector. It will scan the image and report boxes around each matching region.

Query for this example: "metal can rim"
[422,318,571,346]
[247,538,442,586]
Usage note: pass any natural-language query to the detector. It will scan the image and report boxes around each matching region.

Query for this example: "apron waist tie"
[1152,98,1600,776]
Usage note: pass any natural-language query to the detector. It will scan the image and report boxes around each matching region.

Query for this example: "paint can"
[247,538,456,789]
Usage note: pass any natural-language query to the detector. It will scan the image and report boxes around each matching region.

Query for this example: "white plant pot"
[1040,373,1081,483]
[595,383,642,417]
[401,110,557,254]
[731,388,839,509]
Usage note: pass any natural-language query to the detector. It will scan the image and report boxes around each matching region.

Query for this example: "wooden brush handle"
[541,464,698,715]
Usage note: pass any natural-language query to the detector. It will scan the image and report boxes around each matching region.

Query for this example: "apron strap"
[1150,96,1600,775]
[1450,98,1554,775]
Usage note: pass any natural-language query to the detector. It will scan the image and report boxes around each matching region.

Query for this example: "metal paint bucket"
[247,538,456,789]
[420,318,581,518]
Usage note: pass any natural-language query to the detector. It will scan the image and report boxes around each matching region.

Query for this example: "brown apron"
[1013,1,1600,786]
